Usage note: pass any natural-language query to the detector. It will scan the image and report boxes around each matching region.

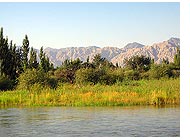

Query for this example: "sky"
[0,2,179,49]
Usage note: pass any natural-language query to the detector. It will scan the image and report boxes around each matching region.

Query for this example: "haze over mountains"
[42,38,180,67]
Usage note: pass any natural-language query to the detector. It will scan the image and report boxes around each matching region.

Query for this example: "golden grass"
[0,78,180,107]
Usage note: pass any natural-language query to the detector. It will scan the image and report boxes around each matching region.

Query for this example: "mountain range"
[42,37,180,67]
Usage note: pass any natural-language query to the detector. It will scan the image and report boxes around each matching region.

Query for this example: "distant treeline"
[0,27,180,91]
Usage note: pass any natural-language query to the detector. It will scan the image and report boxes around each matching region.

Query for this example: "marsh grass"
[0,78,179,107]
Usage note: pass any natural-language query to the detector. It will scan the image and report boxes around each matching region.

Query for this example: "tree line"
[0,27,180,90]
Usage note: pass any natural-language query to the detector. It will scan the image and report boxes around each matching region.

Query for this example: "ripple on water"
[0,106,180,137]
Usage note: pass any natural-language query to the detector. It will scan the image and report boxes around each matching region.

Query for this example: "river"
[0,105,179,137]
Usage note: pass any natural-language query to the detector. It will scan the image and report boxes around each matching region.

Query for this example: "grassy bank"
[0,78,180,107]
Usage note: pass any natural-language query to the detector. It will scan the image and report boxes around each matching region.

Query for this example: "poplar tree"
[40,46,52,72]
[22,35,30,71]
[0,28,9,77]
[174,48,180,69]
[0,27,4,76]
[29,47,39,69]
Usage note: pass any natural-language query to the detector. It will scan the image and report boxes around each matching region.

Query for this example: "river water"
[0,105,179,137]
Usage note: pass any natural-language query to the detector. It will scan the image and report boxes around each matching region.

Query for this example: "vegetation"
[0,27,180,107]
[0,79,179,107]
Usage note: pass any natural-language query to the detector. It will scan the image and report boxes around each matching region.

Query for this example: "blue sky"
[0,2,179,49]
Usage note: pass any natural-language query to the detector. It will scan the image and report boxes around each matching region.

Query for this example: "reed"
[0,78,179,107]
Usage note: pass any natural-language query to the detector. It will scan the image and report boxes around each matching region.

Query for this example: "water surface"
[0,106,179,137]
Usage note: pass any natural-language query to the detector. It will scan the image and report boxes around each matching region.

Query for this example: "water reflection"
[0,105,179,137]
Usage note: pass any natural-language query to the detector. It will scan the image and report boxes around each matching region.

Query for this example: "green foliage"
[124,70,140,80]
[76,67,124,85]
[17,69,57,90]
[149,64,174,79]
[39,46,52,72]
[75,68,94,85]
[98,68,124,85]
[0,27,180,96]
[92,53,105,68]
[174,48,180,69]
[22,35,30,70]
[124,55,151,72]
[92,53,114,69]
[29,47,39,69]
[55,58,83,84]
[0,79,179,106]
[0,76,14,91]
[0,28,21,80]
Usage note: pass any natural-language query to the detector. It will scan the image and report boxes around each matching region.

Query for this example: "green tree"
[0,34,10,78]
[82,56,94,69]
[124,55,151,72]
[92,53,114,69]
[149,64,174,79]
[7,40,17,80]
[0,27,7,76]
[174,48,180,68]
[29,47,39,69]
[22,35,30,71]
[92,53,105,68]
[15,47,23,77]
[55,58,83,84]
[17,69,57,90]
[39,46,53,72]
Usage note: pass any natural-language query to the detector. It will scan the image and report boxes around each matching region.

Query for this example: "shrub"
[124,70,140,80]
[75,67,125,86]
[99,68,124,85]
[17,69,57,90]
[149,64,174,79]
[75,68,96,85]
[0,76,14,91]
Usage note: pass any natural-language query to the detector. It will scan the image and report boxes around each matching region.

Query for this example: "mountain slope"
[111,38,180,66]
[43,38,180,67]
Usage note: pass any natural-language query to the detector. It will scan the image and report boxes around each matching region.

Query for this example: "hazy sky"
[0,2,179,49]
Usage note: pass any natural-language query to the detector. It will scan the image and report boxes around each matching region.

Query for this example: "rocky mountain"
[123,42,144,50]
[42,38,180,67]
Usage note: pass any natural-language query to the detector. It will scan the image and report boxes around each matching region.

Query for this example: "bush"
[75,68,96,85]
[75,68,125,86]
[124,70,140,80]
[140,71,150,80]
[17,69,57,90]
[99,68,124,85]
[0,76,14,91]
[149,64,174,79]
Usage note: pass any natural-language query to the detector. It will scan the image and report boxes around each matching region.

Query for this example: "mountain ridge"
[41,37,180,67]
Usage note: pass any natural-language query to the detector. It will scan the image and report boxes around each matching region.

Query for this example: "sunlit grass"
[0,78,179,107]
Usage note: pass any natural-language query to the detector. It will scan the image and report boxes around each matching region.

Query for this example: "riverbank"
[0,79,180,107]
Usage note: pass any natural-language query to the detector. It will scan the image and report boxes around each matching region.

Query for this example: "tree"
[124,55,151,72]
[92,53,114,69]
[174,48,180,69]
[7,40,16,80]
[0,30,10,78]
[149,64,173,79]
[17,69,57,90]
[29,47,39,69]
[162,58,169,65]
[0,27,6,76]
[54,58,83,84]
[15,47,23,77]
[92,53,105,68]
[0,27,22,88]
[39,46,52,72]
[81,56,94,69]
[22,35,30,70]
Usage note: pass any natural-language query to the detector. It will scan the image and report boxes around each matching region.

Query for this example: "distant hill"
[40,38,180,67]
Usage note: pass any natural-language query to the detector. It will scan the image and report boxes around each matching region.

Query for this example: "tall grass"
[0,78,179,107]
